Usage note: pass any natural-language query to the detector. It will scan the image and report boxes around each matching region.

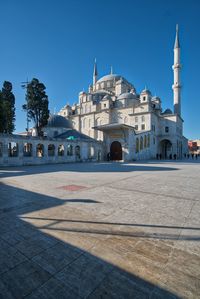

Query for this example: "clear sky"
[0,0,199,139]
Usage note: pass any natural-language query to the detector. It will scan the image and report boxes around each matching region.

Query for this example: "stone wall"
[0,134,103,167]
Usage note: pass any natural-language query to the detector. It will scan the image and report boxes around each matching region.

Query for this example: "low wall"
[0,134,103,167]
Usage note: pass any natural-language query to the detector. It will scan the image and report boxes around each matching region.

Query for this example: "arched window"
[136,138,139,153]
[67,144,73,156]
[144,135,147,148]
[8,142,18,157]
[58,144,64,156]
[23,143,32,157]
[36,144,44,157]
[140,137,143,150]
[90,145,95,158]
[48,144,55,156]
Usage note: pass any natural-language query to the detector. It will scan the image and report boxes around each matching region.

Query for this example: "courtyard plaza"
[0,160,199,298]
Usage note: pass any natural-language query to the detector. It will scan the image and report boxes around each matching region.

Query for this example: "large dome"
[47,115,72,128]
[96,74,123,83]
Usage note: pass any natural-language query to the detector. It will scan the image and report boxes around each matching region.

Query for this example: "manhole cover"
[57,185,87,191]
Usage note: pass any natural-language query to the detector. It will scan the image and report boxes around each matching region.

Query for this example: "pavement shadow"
[0,161,179,178]
[0,182,183,298]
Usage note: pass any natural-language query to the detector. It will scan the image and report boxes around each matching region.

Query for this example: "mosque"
[58,26,188,161]
[0,26,188,166]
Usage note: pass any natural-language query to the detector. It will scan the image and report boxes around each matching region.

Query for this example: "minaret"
[93,58,98,86]
[172,24,181,116]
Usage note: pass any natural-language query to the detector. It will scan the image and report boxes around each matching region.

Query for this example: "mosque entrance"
[160,139,172,159]
[110,141,122,161]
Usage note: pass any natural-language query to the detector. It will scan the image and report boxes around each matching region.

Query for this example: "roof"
[118,92,136,100]
[55,129,94,141]
[96,74,123,83]
[93,123,135,132]
[47,115,72,129]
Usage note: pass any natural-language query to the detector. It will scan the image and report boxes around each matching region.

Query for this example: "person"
[169,154,172,160]
[196,154,198,160]
[184,153,186,158]
[192,153,194,159]
[156,153,159,160]
[159,153,162,160]
[174,154,177,160]
[187,153,190,159]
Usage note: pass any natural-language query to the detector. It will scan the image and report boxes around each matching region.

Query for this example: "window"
[58,145,64,156]
[143,96,146,101]
[148,134,150,147]
[75,145,80,159]
[67,144,73,156]
[8,142,18,157]
[144,135,147,148]
[165,126,169,133]
[141,124,145,130]
[0,142,3,157]
[142,115,145,122]
[136,138,139,153]
[36,144,44,158]
[104,103,106,108]
[48,144,55,156]
[135,125,138,130]
[89,146,95,158]
[23,143,32,157]
[140,137,143,150]
[135,116,138,123]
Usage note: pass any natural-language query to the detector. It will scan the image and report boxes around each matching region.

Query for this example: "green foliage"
[0,81,15,134]
[23,78,49,136]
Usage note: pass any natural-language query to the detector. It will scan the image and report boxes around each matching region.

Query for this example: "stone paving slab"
[0,161,200,298]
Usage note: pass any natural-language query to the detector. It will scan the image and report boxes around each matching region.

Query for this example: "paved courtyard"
[0,160,200,298]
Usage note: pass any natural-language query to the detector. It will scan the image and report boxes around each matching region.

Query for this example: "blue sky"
[0,0,199,139]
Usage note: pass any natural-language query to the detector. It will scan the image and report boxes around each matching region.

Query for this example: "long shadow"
[0,182,189,298]
[21,216,200,231]
[0,161,179,179]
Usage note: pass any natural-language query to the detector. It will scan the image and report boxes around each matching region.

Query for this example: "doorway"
[110,141,122,161]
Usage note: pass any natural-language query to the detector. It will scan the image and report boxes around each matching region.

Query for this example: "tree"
[0,81,15,134]
[22,78,49,136]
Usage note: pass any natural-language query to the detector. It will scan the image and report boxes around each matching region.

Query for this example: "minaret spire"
[110,66,113,75]
[172,24,181,116]
[93,58,98,86]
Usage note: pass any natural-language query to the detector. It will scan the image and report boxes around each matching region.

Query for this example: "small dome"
[97,74,123,83]
[118,92,136,100]
[163,109,173,115]
[47,114,72,128]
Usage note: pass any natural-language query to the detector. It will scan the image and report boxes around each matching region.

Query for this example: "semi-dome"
[96,74,123,83]
[163,109,173,115]
[118,92,136,100]
[47,114,72,128]
[102,94,112,100]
